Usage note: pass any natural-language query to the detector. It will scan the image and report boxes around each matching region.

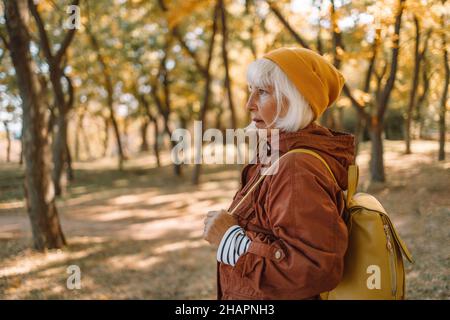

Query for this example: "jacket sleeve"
[232,154,348,298]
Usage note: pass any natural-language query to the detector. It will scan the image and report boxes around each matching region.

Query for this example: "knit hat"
[263,47,345,119]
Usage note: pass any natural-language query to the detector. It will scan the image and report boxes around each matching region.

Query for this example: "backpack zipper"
[383,223,397,297]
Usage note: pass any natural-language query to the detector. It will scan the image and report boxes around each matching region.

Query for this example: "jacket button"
[275,250,282,260]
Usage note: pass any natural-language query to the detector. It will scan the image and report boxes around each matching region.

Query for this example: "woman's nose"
[245,92,257,112]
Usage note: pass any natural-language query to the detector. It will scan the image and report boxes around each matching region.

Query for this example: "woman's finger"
[206,211,217,217]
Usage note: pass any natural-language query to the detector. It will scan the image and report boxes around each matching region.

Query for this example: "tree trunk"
[138,92,161,167]
[192,2,219,185]
[370,0,404,182]
[103,116,109,157]
[140,118,149,152]
[3,121,11,162]
[152,119,161,167]
[51,112,68,195]
[163,116,182,176]
[438,15,449,161]
[76,110,91,160]
[160,42,182,176]
[74,114,81,161]
[337,107,344,131]
[314,0,323,54]
[416,57,431,140]
[87,28,125,169]
[369,119,385,182]
[354,112,367,156]
[19,126,24,165]
[4,0,66,250]
[107,80,125,170]
[219,0,237,129]
[405,17,430,154]
[82,124,92,160]
[405,17,421,154]
[28,0,78,196]
[66,140,74,181]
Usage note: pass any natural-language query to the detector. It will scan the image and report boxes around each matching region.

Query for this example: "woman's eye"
[258,89,267,95]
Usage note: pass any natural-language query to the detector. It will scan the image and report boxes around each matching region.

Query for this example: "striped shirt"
[217,225,251,266]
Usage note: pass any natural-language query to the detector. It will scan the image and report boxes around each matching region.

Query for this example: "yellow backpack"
[229,148,415,299]
[286,150,415,300]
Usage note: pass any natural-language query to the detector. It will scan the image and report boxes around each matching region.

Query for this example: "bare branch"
[27,0,54,62]
[54,0,80,64]
[329,0,369,119]
[157,0,207,75]
[377,0,405,119]
[0,28,9,48]
[266,1,311,49]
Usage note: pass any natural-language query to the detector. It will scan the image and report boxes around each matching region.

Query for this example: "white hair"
[245,58,314,132]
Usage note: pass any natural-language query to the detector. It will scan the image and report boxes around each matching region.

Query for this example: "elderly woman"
[203,47,355,300]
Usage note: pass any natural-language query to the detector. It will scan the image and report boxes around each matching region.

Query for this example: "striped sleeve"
[217,225,251,266]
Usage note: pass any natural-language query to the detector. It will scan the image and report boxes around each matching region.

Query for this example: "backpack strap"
[288,149,338,185]
[296,151,360,208]
[346,165,359,207]
[229,148,337,216]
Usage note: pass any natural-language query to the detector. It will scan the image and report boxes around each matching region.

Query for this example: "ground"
[0,140,449,299]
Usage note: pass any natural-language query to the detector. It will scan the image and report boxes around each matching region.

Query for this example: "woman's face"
[246,84,288,130]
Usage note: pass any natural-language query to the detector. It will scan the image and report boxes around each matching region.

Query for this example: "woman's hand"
[203,209,238,247]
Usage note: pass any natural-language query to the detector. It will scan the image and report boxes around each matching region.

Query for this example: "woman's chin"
[244,121,270,133]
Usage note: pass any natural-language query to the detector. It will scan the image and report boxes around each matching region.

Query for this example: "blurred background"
[0,0,448,299]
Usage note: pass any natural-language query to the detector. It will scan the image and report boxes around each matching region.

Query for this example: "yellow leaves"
[192,100,201,113]
[339,96,352,108]
[166,0,212,29]
[336,46,345,57]
[353,89,372,106]
[36,0,53,13]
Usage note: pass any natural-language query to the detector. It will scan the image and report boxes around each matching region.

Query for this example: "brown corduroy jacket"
[217,122,355,300]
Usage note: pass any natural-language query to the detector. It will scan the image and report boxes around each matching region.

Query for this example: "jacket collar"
[264,122,355,189]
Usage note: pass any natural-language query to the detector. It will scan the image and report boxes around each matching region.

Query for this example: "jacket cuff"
[217,225,251,266]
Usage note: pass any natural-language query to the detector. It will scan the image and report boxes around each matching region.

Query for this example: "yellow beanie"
[263,47,345,119]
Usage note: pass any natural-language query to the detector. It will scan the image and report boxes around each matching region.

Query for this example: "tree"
[267,0,406,182]
[405,15,431,154]
[2,119,11,162]
[219,0,237,129]
[367,0,405,182]
[4,0,66,250]
[158,0,220,183]
[438,3,449,161]
[190,2,220,185]
[28,0,79,196]
[85,1,126,170]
